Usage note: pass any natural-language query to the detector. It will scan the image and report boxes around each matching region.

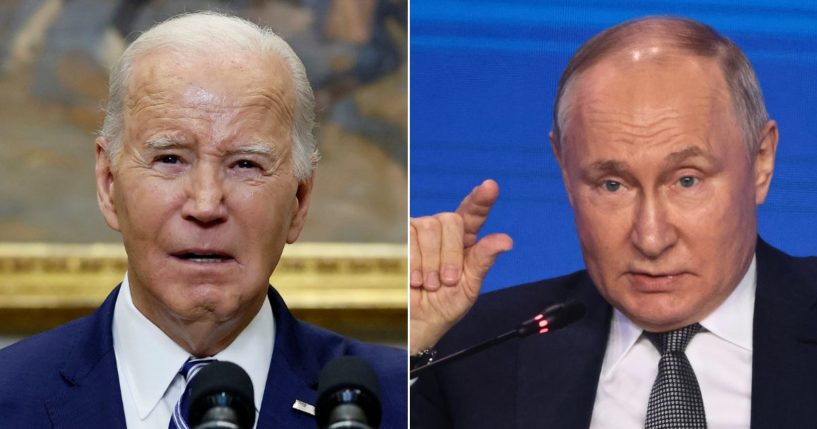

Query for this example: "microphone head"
[188,361,256,429]
[316,356,382,428]
[542,301,586,330]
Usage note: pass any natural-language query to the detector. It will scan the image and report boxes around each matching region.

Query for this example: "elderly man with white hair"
[0,12,405,429]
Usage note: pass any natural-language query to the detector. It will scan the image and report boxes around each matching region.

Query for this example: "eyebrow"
[225,143,278,158]
[145,136,190,150]
[585,145,713,179]
[589,159,628,175]
[144,137,278,158]
[663,146,712,167]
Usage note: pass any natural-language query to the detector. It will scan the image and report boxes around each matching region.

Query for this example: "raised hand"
[410,180,513,354]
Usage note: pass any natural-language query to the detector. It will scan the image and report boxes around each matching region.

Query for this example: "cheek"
[572,197,635,292]
[686,178,755,244]
[573,196,631,253]
[116,176,182,238]
[689,194,755,276]
[229,186,296,246]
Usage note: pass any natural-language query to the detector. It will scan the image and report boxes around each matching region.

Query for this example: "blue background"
[410,1,817,293]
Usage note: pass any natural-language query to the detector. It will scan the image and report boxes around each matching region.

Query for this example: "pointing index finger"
[455,179,500,247]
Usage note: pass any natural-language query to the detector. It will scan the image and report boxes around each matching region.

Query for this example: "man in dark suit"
[0,12,405,428]
[410,17,817,428]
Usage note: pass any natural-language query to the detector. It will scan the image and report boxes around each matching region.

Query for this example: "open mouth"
[172,251,234,263]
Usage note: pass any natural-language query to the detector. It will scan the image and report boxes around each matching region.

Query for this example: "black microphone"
[188,361,256,429]
[410,300,586,377]
[316,356,382,429]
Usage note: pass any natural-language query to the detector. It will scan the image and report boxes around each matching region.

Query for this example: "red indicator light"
[539,328,550,334]
[534,314,544,321]
[538,320,549,328]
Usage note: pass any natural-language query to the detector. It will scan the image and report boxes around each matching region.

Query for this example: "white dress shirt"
[112,275,275,429]
[589,256,756,429]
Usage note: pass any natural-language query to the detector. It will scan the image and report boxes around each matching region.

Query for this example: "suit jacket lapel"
[751,239,817,428]
[258,287,346,428]
[45,287,126,428]
[40,285,369,428]
[516,273,612,429]
[257,351,321,428]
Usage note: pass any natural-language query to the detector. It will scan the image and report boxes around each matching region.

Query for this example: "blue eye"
[678,176,698,188]
[603,180,622,192]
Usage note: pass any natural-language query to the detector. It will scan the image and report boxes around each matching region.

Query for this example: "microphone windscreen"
[188,361,255,428]
[316,356,382,428]
[545,301,586,329]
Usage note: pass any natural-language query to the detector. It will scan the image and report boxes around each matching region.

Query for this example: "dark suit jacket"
[411,239,817,428]
[0,286,407,428]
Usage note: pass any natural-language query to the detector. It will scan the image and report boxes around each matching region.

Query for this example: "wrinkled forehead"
[559,50,734,139]
[124,48,296,117]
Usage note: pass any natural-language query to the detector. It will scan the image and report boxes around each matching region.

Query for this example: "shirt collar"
[212,291,274,413]
[601,303,643,378]
[113,274,274,420]
[699,254,755,352]
[601,254,756,377]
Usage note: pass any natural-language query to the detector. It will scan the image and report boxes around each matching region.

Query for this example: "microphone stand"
[410,301,585,378]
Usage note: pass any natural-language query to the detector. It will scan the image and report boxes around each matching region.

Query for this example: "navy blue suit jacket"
[0,286,407,428]
[411,239,817,428]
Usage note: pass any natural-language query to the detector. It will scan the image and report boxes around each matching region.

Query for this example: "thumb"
[463,233,513,290]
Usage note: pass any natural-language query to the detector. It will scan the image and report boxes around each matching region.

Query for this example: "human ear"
[550,130,575,207]
[285,173,314,244]
[95,137,121,231]
[753,120,778,205]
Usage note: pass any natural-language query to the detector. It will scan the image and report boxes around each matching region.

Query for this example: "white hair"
[100,11,317,181]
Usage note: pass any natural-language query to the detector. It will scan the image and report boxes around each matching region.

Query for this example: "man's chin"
[152,283,233,316]
[166,299,246,324]
[183,286,268,319]
[618,297,704,332]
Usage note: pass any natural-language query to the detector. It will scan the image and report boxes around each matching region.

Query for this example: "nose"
[630,193,677,259]
[181,162,228,226]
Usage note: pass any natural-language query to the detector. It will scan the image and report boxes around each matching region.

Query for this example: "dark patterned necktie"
[169,357,217,429]
[644,324,707,429]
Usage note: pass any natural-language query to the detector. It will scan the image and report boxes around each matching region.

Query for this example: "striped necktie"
[169,357,217,429]
[644,323,706,429]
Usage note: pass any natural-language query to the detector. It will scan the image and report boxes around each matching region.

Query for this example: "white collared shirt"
[589,256,756,429]
[112,275,275,429]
